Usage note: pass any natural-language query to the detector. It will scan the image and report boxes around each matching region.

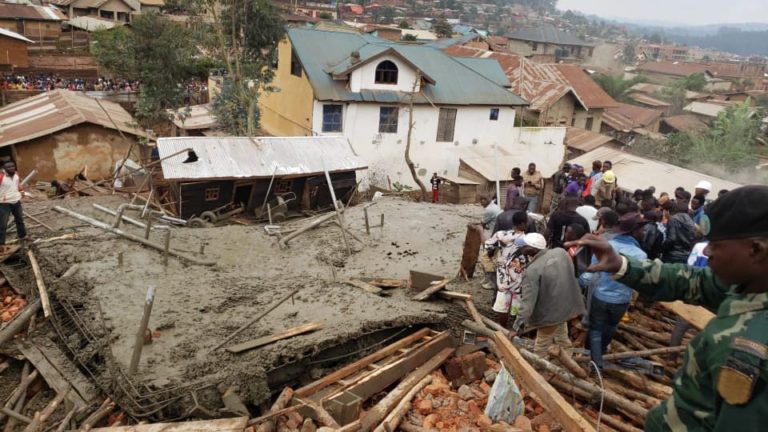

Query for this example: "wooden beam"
[436,290,472,301]
[227,323,322,353]
[492,332,596,432]
[411,279,449,301]
[345,279,383,296]
[27,251,50,318]
[463,299,485,326]
[295,328,431,397]
[89,417,249,432]
[659,301,714,331]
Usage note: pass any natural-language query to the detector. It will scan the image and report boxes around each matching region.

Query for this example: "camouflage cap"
[707,185,768,241]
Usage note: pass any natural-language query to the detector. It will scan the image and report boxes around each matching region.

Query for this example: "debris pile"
[0,285,26,323]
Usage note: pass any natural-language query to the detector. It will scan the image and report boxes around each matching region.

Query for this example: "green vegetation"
[318,12,332,19]
[402,34,418,42]
[399,20,411,29]
[591,74,644,102]
[432,16,453,39]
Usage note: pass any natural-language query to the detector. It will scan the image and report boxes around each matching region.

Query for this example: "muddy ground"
[10,195,493,415]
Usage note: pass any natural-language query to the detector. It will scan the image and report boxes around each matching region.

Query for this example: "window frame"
[436,108,457,142]
[204,187,220,202]
[489,108,500,121]
[374,60,399,85]
[378,106,399,133]
[290,48,302,77]
[322,104,344,133]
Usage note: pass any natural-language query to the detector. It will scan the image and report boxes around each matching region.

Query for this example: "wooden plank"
[227,323,322,353]
[345,279,383,296]
[492,332,596,432]
[411,279,449,301]
[295,327,432,397]
[90,417,249,432]
[27,251,51,318]
[464,299,485,326]
[660,301,714,331]
[408,271,444,291]
[16,339,91,409]
[459,224,483,278]
[436,290,472,301]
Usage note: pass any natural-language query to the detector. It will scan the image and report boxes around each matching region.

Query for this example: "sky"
[557,0,768,26]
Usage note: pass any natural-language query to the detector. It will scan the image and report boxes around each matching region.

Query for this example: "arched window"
[374,60,398,84]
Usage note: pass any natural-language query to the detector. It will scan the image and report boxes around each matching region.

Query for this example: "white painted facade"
[348,54,421,93]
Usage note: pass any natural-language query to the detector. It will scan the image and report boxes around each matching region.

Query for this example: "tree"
[591,73,643,102]
[319,11,332,19]
[622,41,636,64]
[680,73,706,91]
[91,13,202,126]
[402,34,418,42]
[432,16,453,39]
[399,20,411,29]
[205,0,285,135]
[403,74,428,201]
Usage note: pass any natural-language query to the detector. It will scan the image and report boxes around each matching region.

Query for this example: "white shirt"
[0,172,22,204]
[576,205,598,232]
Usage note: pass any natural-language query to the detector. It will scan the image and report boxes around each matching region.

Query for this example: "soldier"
[568,185,768,431]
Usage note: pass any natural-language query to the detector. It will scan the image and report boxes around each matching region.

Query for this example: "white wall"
[349,54,420,93]
[312,100,544,188]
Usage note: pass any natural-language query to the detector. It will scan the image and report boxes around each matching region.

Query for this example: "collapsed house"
[156,136,368,219]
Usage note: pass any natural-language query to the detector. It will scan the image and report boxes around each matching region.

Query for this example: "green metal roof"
[288,28,527,106]
[452,57,511,88]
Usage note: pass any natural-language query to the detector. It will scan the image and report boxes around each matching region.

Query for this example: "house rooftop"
[636,61,711,77]
[0,3,66,20]
[569,147,743,194]
[603,103,662,132]
[66,15,120,31]
[683,101,728,118]
[565,127,617,153]
[157,136,368,181]
[628,92,672,108]
[0,27,33,43]
[167,104,217,131]
[0,90,144,148]
[505,24,592,47]
[288,28,527,106]
[661,114,709,134]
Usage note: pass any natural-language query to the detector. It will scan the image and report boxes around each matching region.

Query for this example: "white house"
[259,28,534,189]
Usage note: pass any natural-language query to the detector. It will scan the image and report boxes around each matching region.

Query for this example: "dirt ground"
[15,195,490,412]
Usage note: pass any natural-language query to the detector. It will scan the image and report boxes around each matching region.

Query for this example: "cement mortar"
[20,195,483,411]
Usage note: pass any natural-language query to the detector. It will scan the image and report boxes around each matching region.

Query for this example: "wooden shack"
[156,136,368,219]
[0,28,31,69]
[439,175,479,204]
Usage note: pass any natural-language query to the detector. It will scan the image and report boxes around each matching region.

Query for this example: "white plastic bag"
[484,365,525,423]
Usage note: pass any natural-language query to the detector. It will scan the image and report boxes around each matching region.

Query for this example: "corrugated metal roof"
[661,115,708,134]
[629,92,671,107]
[636,61,711,77]
[0,90,144,148]
[506,24,592,47]
[565,127,616,152]
[167,104,217,130]
[157,136,368,181]
[0,3,66,20]
[602,103,662,132]
[66,16,120,31]
[683,101,727,118]
[288,28,527,106]
[452,57,511,87]
[569,147,743,194]
[0,27,33,43]
[553,64,618,109]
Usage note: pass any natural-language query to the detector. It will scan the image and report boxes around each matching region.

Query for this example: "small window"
[322,104,343,132]
[489,108,499,121]
[290,48,302,77]
[585,117,594,131]
[374,60,398,84]
[436,108,457,142]
[531,42,538,52]
[204,187,220,201]
[378,107,399,133]
[274,180,292,194]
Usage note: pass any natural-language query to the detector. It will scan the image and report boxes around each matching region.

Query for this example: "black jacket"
[662,213,696,264]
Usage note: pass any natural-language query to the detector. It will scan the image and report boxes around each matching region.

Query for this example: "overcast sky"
[558,0,768,26]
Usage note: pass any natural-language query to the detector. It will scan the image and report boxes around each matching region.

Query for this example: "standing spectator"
[583,212,648,369]
[510,233,586,357]
[504,176,525,210]
[522,162,543,213]
[479,194,502,234]
[582,160,603,198]
[641,210,666,260]
[485,212,530,326]
[694,180,711,201]
[595,208,620,240]
[690,194,710,237]
[662,201,696,264]
[495,197,537,234]
[576,195,599,232]
[592,170,617,206]
[547,197,590,249]
[430,173,442,203]
[564,174,587,197]
[0,161,27,251]
[550,163,571,212]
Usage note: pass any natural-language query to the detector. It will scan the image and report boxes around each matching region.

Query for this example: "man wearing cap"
[581,212,648,370]
[510,233,586,357]
[567,185,768,431]
[695,180,712,200]
[591,170,617,207]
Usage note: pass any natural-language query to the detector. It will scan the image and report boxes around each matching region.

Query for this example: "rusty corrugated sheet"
[564,127,615,153]
[0,90,144,147]
[157,136,368,181]
[0,3,66,20]
[603,103,662,131]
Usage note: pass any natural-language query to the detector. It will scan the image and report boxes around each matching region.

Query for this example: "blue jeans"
[588,297,629,368]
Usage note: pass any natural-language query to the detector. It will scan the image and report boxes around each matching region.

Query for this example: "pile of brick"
[0,285,27,322]
[402,352,557,432]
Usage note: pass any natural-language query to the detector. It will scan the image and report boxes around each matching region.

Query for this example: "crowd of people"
[474,160,767,430]
[0,74,141,92]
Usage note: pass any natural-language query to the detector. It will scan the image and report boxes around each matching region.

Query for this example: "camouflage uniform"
[619,257,768,431]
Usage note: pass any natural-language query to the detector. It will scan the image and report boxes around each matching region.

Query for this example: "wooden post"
[28,251,51,318]
[163,229,171,266]
[129,286,155,375]
[144,216,152,240]
[322,161,351,255]
[117,252,123,268]
[364,208,370,235]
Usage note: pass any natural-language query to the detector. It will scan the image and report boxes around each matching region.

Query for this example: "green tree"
[622,41,636,64]
[319,11,332,19]
[680,73,707,91]
[91,13,201,126]
[591,73,643,102]
[432,16,453,38]
[402,34,418,42]
[205,0,285,135]
[399,20,411,29]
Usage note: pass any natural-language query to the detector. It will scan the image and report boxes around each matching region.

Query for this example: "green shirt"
[620,258,768,431]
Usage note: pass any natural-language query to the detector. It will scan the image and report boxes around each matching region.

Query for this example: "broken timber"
[226,322,322,353]
[88,417,249,432]
[344,279,384,296]
[410,279,449,301]
[492,332,597,432]
[660,301,714,331]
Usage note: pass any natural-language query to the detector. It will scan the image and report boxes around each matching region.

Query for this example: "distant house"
[627,92,672,116]
[445,45,617,132]
[660,114,708,135]
[505,24,594,63]
[167,104,218,136]
[0,3,66,42]
[636,43,690,62]
[0,28,32,69]
[682,101,737,120]
[0,90,146,181]
[156,136,367,219]
[138,0,164,13]
[635,61,732,92]
[630,82,708,102]
[601,102,663,145]
[258,28,528,189]
[564,127,621,158]
[64,0,139,23]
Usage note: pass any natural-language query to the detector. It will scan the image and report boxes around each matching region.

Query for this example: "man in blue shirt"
[582,212,648,369]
